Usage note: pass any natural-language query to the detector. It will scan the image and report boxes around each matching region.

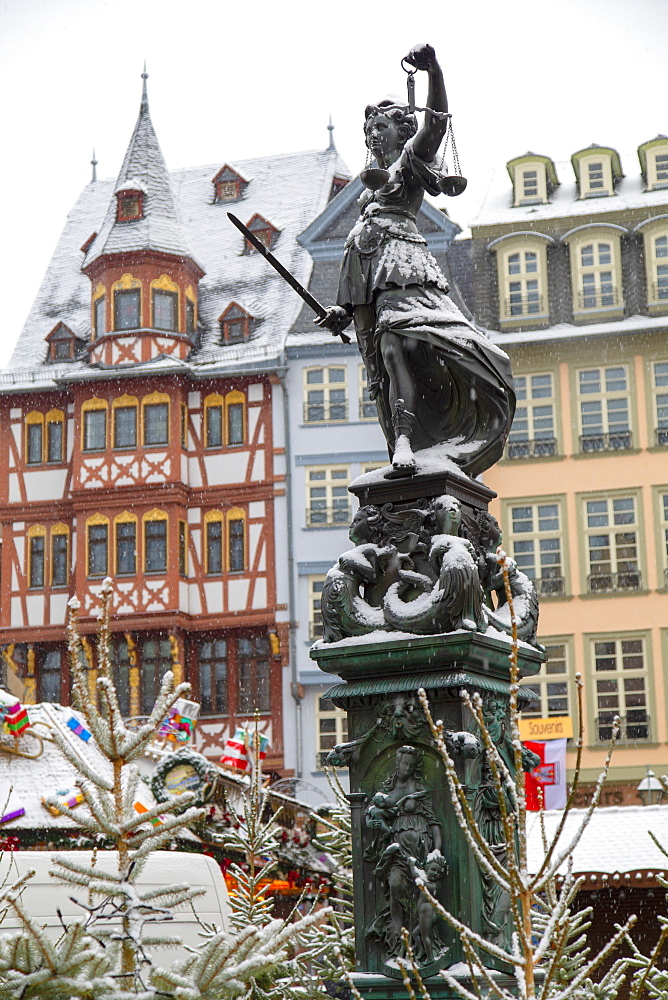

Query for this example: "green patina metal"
[324,670,539,707]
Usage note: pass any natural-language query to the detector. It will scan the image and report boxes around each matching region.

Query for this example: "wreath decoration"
[151,748,217,809]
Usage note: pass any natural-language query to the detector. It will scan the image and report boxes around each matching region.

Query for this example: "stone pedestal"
[311,631,543,1000]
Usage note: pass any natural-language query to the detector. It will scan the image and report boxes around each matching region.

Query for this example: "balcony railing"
[506,438,557,460]
[535,575,566,597]
[306,505,352,528]
[656,427,668,446]
[505,295,544,317]
[303,402,348,423]
[652,283,668,301]
[594,714,650,744]
[578,289,620,309]
[587,570,642,593]
[580,430,632,453]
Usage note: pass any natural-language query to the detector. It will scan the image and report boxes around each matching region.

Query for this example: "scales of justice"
[232,42,545,1000]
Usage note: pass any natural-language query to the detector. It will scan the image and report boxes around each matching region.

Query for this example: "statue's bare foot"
[386,434,417,478]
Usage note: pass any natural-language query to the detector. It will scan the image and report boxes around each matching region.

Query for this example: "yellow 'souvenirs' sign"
[518,716,573,741]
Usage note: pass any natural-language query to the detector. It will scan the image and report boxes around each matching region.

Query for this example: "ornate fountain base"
[311,630,543,1000]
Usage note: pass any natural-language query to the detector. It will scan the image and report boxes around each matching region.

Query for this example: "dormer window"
[212,164,248,203]
[507,154,558,207]
[80,232,97,254]
[572,145,622,199]
[243,214,279,254]
[45,323,79,362]
[116,188,144,222]
[638,137,668,191]
[329,175,350,201]
[219,302,253,344]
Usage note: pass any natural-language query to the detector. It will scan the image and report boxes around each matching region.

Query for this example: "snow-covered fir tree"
[0,580,327,999]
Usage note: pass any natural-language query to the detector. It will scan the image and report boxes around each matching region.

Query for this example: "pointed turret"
[83,71,198,268]
[82,71,204,366]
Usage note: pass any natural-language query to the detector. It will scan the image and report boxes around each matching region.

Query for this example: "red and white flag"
[524,738,567,810]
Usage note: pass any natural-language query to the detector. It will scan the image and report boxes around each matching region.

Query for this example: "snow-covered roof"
[471,153,668,229]
[5,102,349,381]
[486,311,668,349]
[527,805,668,877]
[84,85,198,272]
[0,702,154,831]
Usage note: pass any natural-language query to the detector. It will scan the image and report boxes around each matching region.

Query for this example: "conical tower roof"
[83,72,201,271]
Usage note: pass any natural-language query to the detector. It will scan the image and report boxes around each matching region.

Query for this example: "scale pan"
[439,175,468,197]
[360,167,391,191]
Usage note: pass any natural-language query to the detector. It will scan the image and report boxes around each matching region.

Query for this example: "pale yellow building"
[465,138,668,803]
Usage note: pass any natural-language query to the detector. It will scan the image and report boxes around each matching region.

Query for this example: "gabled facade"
[467,137,668,804]
[0,77,349,772]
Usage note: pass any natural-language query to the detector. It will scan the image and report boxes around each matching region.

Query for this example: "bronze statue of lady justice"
[318,43,515,479]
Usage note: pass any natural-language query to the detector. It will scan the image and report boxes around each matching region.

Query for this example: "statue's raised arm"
[403,43,449,163]
[320,45,515,481]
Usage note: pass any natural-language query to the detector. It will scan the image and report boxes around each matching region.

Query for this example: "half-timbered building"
[0,76,349,770]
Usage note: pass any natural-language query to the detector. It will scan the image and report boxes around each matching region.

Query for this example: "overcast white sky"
[1,0,666,367]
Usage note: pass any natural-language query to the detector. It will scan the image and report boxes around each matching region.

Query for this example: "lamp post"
[637,768,663,806]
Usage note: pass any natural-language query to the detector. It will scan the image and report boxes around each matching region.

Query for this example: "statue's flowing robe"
[337,142,515,478]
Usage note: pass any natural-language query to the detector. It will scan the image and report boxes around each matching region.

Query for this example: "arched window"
[45,409,65,463]
[114,511,137,576]
[204,393,224,448]
[112,274,142,331]
[142,391,170,446]
[50,523,69,587]
[25,411,44,465]
[226,389,246,445]
[93,284,106,340]
[565,227,624,316]
[204,510,224,575]
[227,508,246,572]
[151,274,180,333]
[27,525,46,588]
[112,394,138,449]
[643,228,668,305]
[494,239,549,323]
[82,398,108,452]
[142,509,168,574]
[86,514,109,578]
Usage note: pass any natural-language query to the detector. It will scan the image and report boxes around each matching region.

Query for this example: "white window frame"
[359,365,376,421]
[308,575,326,640]
[507,372,557,459]
[303,366,348,423]
[497,242,547,322]
[306,465,351,527]
[589,634,651,744]
[506,499,565,598]
[513,162,548,206]
[582,493,642,594]
[576,364,632,452]
[647,147,668,190]
[316,695,348,768]
[643,228,668,306]
[578,153,614,198]
[520,639,572,719]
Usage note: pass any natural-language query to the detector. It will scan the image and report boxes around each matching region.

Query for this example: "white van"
[0,850,230,962]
